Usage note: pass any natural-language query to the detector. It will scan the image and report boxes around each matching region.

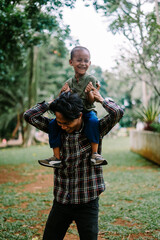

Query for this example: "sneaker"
[38,156,62,168]
[91,153,108,166]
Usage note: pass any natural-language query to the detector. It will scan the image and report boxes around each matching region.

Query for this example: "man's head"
[49,92,83,133]
[69,46,91,76]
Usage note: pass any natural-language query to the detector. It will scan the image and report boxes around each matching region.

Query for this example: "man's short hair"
[49,92,83,121]
[70,46,90,60]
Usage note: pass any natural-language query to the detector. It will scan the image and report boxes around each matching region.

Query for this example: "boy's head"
[49,92,83,133]
[69,46,91,76]
[70,46,90,60]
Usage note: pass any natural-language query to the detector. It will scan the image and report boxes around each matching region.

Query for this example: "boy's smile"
[69,49,91,78]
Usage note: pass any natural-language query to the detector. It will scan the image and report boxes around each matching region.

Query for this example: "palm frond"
[136,101,160,123]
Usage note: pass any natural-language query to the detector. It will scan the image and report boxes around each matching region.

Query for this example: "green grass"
[0,137,160,240]
[100,137,160,239]
[0,144,53,165]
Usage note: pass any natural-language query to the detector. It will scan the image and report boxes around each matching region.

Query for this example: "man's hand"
[91,86,104,103]
[96,81,101,90]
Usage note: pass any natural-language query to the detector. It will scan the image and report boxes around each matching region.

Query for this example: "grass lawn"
[0,137,160,240]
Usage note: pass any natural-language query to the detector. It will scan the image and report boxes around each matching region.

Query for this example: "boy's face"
[69,49,91,76]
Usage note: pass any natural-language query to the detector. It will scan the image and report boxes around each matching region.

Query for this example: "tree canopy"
[93,0,160,97]
[0,0,76,143]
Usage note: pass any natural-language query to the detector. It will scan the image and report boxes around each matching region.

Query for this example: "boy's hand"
[85,81,93,93]
[59,83,70,95]
[85,81,100,93]
[85,82,94,103]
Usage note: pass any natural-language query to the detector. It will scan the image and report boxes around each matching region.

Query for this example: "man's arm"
[23,101,52,133]
[92,87,124,137]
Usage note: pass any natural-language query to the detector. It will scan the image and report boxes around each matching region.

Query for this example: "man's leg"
[74,198,99,240]
[43,200,72,240]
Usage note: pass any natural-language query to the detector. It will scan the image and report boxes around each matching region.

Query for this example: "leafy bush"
[150,122,160,133]
[136,102,160,131]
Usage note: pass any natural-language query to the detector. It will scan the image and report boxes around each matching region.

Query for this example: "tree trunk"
[24,45,38,147]
[142,80,148,107]
[155,0,160,25]
[12,113,20,138]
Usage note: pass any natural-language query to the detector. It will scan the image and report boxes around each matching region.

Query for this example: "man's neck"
[76,119,83,132]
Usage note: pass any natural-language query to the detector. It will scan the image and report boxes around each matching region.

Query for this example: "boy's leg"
[43,200,73,240]
[49,119,62,149]
[53,147,60,160]
[83,111,99,144]
[38,119,62,168]
[91,142,98,154]
[84,111,107,166]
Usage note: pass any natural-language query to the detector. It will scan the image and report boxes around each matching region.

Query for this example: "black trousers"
[43,198,99,240]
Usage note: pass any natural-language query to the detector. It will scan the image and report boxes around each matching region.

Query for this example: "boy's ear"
[69,59,73,66]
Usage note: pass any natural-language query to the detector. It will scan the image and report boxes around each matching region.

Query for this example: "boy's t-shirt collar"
[73,73,88,82]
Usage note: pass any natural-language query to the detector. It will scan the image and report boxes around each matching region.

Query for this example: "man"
[23,86,124,240]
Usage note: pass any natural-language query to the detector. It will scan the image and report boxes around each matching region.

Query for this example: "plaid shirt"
[24,99,124,204]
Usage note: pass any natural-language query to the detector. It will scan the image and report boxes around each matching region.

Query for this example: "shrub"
[136,102,160,131]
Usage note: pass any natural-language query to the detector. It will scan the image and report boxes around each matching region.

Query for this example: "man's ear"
[79,112,83,119]
[69,59,73,66]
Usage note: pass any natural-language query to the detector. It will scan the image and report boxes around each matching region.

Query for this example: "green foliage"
[0,72,27,139]
[0,0,77,140]
[37,38,74,102]
[136,102,160,124]
[135,101,160,131]
[0,0,53,84]
[0,0,76,86]
[89,65,108,98]
[103,68,142,127]
[93,0,160,97]
[150,122,160,133]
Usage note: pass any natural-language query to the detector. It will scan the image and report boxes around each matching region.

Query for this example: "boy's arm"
[23,102,52,133]
[92,87,124,137]
[59,82,71,96]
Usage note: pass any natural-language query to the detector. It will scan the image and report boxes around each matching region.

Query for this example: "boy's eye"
[77,59,89,63]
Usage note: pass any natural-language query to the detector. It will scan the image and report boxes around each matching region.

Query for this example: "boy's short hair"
[70,46,90,60]
[49,92,83,121]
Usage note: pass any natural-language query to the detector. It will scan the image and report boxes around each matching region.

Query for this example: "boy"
[39,46,107,168]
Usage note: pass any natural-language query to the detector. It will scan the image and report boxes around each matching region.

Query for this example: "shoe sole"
[38,160,62,169]
[91,159,108,166]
